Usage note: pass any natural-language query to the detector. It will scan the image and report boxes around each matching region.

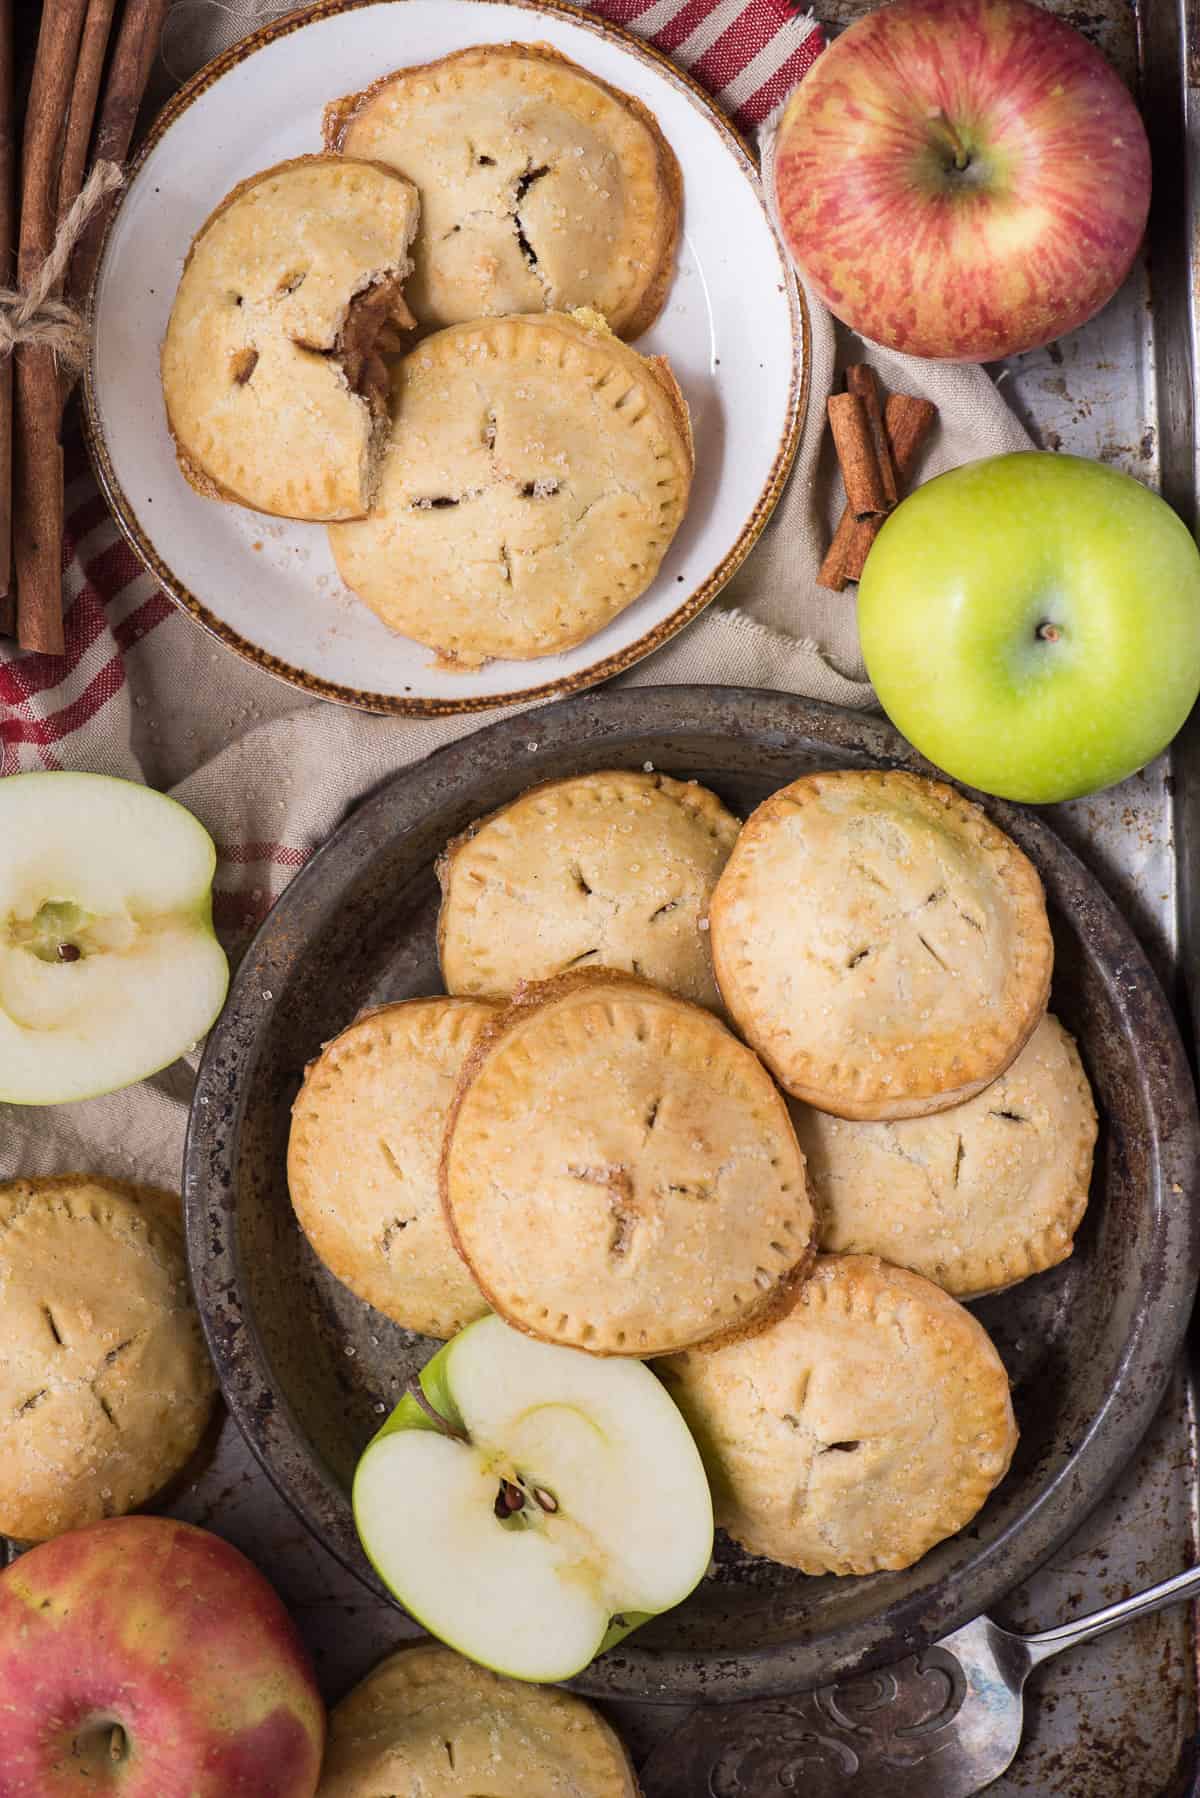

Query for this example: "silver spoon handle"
[1024,1562,1200,1667]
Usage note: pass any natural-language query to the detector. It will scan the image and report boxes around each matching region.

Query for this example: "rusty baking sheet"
[8,0,1200,1787]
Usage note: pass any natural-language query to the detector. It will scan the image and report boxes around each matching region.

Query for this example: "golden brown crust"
[161,154,420,522]
[661,1253,1018,1575]
[326,312,692,664]
[287,998,492,1338]
[318,1641,641,1796]
[709,770,1054,1119]
[323,41,681,340]
[0,1176,216,1541]
[441,969,815,1357]
[436,770,738,1010]
[795,1013,1096,1297]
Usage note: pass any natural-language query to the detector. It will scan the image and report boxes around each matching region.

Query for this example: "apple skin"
[857,452,1200,804]
[773,0,1151,361]
[0,1517,324,1797]
[358,1334,655,1662]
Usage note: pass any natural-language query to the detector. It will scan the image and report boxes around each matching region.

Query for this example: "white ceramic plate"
[85,0,807,714]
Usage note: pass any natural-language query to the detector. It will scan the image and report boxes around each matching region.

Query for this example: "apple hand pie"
[0,1177,215,1541]
[288,998,492,1339]
[662,1253,1018,1575]
[325,41,681,337]
[327,310,693,664]
[442,970,814,1356]
[710,769,1053,1118]
[793,1012,1096,1297]
[161,155,420,521]
[438,770,738,1010]
[318,1643,638,1797]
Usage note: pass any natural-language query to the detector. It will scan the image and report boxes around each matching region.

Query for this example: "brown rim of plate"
[80,0,809,718]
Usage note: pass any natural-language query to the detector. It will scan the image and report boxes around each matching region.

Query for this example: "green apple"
[353,1314,714,1683]
[0,772,229,1104]
[858,452,1200,803]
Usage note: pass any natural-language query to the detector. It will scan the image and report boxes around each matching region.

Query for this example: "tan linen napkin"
[0,12,1031,1184]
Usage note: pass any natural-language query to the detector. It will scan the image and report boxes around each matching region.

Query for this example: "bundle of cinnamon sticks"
[817,366,937,591]
[0,0,169,653]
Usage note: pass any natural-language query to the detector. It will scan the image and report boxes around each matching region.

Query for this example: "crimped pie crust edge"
[709,768,1054,1119]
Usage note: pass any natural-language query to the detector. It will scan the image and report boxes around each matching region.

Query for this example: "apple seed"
[56,942,81,962]
[532,1485,559,1514]
[494,1478,525,1518]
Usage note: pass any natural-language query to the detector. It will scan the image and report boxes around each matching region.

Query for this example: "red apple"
[773,0,1151,361]
[0,1517,323,1797]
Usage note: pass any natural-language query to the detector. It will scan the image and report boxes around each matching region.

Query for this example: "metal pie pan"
[184,686,1200,1703]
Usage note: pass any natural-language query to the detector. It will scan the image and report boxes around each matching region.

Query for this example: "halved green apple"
[353,1315,714,1683]
[0,772,229,1104]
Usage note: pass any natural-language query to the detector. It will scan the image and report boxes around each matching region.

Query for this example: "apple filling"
[334,273,416,422]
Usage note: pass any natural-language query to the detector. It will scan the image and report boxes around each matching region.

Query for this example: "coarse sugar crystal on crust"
[660,1253,1018,1575]
[441,969,814,1357]
[709,769,1053,1119]
[437,769,739,1010]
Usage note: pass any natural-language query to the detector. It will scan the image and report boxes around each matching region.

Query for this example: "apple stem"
[405,1376,470,1444]
[927,109,970,172]
[109,1726,125,1762]
[1037,621,1062,643]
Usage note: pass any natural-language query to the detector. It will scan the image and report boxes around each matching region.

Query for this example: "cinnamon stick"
[59,0,119,225]
[826,391,889,520]
[846,364,898,507]
[68,0,171,306]
[13,0,91,654]
[0,0,14,630]
[818,394,938,591]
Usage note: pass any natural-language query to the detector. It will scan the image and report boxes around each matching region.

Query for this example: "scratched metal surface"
[5,2,1199,1794]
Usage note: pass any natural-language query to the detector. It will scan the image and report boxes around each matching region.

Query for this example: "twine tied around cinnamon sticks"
[0,161,122,375]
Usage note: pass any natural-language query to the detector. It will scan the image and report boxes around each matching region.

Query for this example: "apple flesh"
[0,772,228,1104]
[773,0,1151,361]
[0,1516,324,1796]
[857,451,1200,803]
[354,1314,714,1682]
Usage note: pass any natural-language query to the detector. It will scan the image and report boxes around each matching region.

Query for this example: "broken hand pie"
[437,770,738,1009]
[325,41,681,337]
[161,155,419,521]
[442,970,814,1356]
[710,770,1054,1119]
[662,1254,1018,1576]
[327,311,693,664]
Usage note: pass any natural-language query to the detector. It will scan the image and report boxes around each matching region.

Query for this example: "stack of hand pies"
[289,765,1097,1588]
[160,44,693,669]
